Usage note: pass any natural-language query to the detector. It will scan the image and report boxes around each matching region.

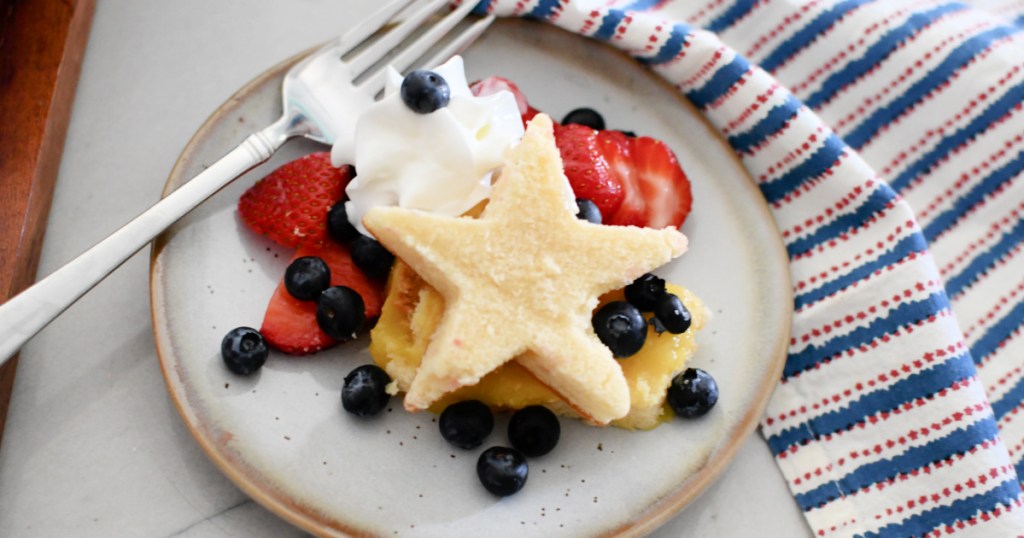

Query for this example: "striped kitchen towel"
[467,0,1024,536]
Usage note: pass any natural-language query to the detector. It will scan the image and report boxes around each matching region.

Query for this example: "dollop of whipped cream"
[332,56,525,235]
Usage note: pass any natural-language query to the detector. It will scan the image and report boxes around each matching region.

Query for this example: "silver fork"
[0,0,494,365]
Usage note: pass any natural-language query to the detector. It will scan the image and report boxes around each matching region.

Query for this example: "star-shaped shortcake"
[363,114,688,424]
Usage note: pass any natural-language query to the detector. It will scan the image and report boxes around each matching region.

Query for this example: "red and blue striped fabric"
[466,0,1024,535]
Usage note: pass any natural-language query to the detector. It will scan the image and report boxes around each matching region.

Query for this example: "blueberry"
[439,400,494,449]
[508,406,560,457]
[342,364,391,417]
[654,293,692,334]
[618,130,637,138]
[220,327,269,375]
[327,201,360,243]
[667,368,719,418]
[351,235,395,280]
[575,198,602,224]
[284,256,331,301]
[624,273,666,312]
[592,301,647,358]
[477,446,528,496]
[401,70,450,114]
[316,286,365,341]
[561,107,605,130]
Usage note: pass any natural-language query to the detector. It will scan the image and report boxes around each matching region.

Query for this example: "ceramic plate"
[151,19,791,538]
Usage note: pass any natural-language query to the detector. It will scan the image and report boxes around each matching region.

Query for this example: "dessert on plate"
[221,55,716,493]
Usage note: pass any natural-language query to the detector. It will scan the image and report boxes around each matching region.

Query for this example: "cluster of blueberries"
[341,367,556,497]
[595,274,692,357]
[596,272,719,419]
[443,401,559,496]
[221,183,396,375]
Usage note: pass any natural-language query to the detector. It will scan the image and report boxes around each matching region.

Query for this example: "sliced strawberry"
[553,123,623,219]
[597,130,645,227]
[599,132,693,229]
[470,76,540,126]
[261,240,385,355]
[631,137,693,229]
[238,153,354,249]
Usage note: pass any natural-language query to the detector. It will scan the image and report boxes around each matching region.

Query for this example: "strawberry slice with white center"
[600,132,692,229]
[630,137,693,229]
[596,131,643,227]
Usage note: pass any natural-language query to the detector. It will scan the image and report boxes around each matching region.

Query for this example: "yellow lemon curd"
[369,260,706,430]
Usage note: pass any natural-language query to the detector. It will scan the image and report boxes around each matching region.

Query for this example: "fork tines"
[344,0,494,94]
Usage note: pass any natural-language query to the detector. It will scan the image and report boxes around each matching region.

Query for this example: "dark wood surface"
[0,0,96,447]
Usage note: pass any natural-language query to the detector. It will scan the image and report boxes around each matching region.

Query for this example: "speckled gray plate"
[151,19,791,538]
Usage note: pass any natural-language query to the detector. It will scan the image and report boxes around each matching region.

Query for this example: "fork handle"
[0,122,289,366]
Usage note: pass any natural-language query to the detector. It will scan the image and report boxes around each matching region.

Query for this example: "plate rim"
[150,19,792,538]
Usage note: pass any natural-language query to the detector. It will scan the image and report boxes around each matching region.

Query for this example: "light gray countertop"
[0,1,811,536]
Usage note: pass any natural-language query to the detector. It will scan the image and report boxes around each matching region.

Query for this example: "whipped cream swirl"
[331,56,524,235]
